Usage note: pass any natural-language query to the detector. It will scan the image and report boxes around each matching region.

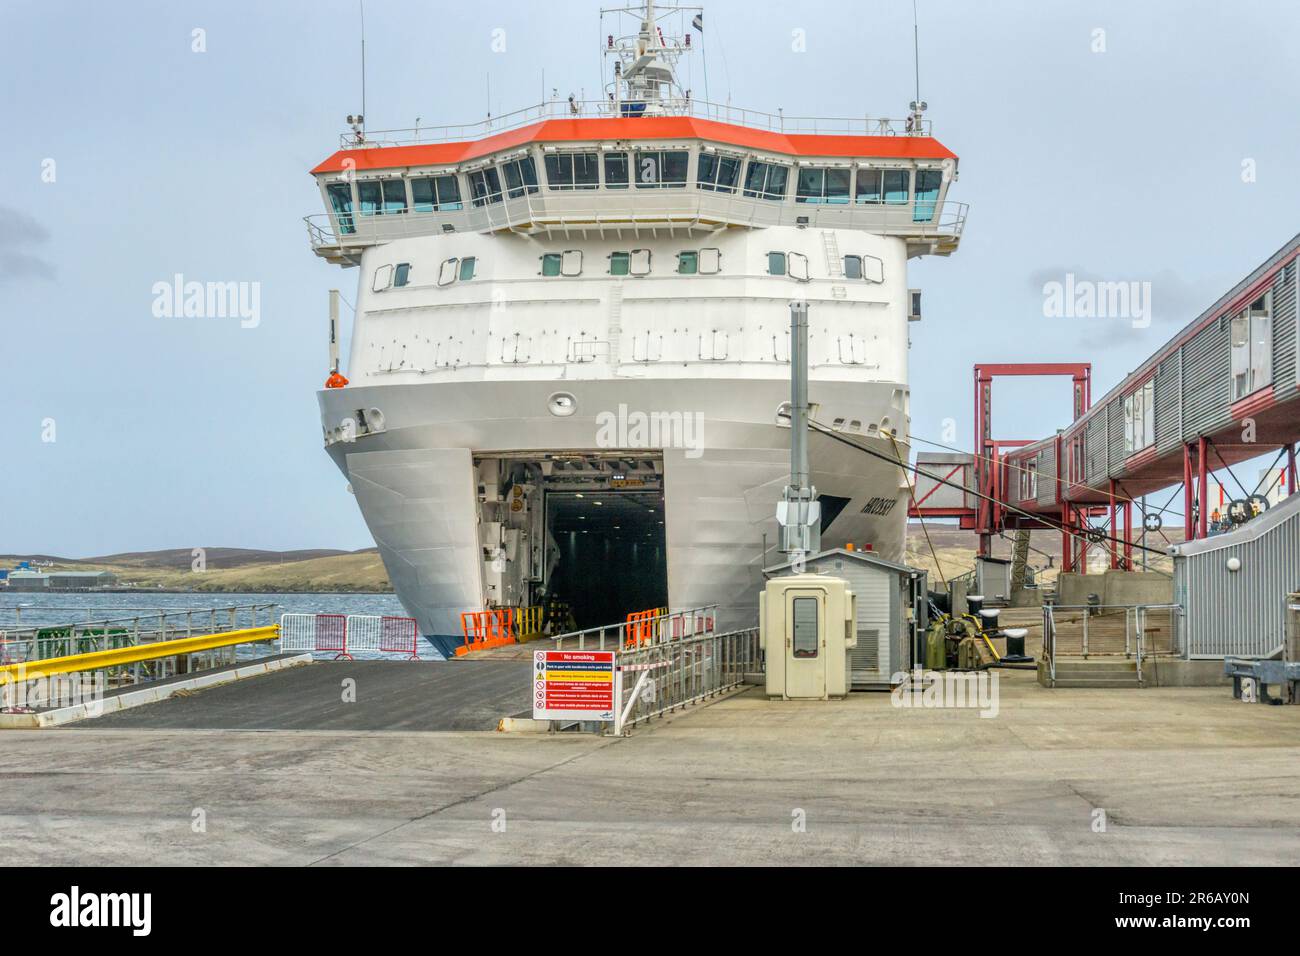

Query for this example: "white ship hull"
[319,375,910,643]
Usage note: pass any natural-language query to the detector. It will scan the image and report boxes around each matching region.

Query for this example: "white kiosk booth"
[759,574,857,699]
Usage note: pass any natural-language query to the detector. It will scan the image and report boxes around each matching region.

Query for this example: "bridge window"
[635,150,689,188]
[744,161,789,201]
[382,179,407,214]
[913,169,943,221]
[843,254,884,282]
[629,249,652,275]
[855,168,910,204]
[609,251,630,275]
[468,168,503,206]
[326,183,356,235]
[393,263,411,287]
[544,152,600,190]
[604,152,630,189]
[459,257,477,281]
[796,167,850,204]
[411,174,463,212]
[699,248,721,274]
[677,251,698,274]
[1123,379,1155,454]
[357,180,383,216]
[767,252,787,276]
[501,156,540,198]
[697,151,741,192]
[1231,291,1273,400]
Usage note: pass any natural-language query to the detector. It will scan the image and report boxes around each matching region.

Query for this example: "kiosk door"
[785,588,826,699]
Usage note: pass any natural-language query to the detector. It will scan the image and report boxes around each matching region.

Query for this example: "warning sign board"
[532,650,616,721]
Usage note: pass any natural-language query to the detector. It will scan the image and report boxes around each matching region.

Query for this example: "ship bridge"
[305,104,964,265]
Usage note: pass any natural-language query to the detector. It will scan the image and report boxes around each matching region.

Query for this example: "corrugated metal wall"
[1106,398,1126,475]
[1085,417,1106,484]
[1272,260,1297,401]
[1174,495,1300,658]
[1180,318,1232,439]
[1154,350,1183,456]
[1037,447,1056,506]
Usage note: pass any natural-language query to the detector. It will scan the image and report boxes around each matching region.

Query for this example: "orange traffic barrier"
[456,608,516,657]
[624,607,667,648]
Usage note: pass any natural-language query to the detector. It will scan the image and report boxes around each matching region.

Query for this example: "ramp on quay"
[72,660,532,732]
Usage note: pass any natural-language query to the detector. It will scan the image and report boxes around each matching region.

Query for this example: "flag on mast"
[692,13,703,31]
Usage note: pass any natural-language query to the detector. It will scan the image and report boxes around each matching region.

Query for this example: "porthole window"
[540,253,562,277]
[458,257,476,281]
[629,249,652,276]
[842,255,883,282]
[438,258,459,286]
[767,252,787,276]
[677,250,698,275]
[560,249,583,277]
[393,263,411,287]
[372,263,393,291]
[789,252,810,282]
[699,248,721,274]
[609,251,630,276]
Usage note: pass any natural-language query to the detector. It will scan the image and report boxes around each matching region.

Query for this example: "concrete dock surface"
[4,667,1300,865]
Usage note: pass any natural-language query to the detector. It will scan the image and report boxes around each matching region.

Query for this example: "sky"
[3,0,1298,556]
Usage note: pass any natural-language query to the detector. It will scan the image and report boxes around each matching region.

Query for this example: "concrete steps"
[1040,656,1143,689]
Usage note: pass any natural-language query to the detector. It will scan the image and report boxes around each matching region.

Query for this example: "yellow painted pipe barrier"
[0,625,280,684]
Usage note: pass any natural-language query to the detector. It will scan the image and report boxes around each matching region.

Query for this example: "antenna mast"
[908,0,926,135]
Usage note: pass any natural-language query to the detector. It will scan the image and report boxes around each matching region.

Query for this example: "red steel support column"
[1061,503,1071,574]
[1288,443,1298,499]
[1122,497,1133,568]
[1183,443,1195,541]
[1108,480,1119,570]
[1197,436,1209,540]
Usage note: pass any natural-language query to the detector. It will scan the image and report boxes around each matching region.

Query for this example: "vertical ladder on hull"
[1010,528,1031,595]
[821,231,843,277]
[607,282,624,366]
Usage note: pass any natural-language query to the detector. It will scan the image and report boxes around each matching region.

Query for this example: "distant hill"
[0,548,390,593]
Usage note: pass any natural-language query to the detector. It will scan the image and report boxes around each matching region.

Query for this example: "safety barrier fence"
[553,605,718,652]
[1042,603,1182,684]
[279,613,422,660]
[0,625,280,710]
[0,604,279,666]
[457,608,516,656]
[612,626,760,735]
[514,605,545,641]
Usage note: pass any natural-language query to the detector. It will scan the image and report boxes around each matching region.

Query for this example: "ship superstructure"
[306,2,964,649]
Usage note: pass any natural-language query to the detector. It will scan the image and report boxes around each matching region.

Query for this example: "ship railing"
[0,604,280,666]
[340,98,930,148]
[611,625,760,735]
[305,194,967,253]
[1041,603,1184,682]
[550,604,719,651]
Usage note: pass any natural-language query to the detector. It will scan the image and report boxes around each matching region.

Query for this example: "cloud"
[0,206,55,282]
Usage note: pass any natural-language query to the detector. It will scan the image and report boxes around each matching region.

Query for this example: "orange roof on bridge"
[310,116,957,175]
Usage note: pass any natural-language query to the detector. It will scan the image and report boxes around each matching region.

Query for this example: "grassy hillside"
[0,549,391,593]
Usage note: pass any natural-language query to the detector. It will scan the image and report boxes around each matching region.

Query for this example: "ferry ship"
[306,1,964,652]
